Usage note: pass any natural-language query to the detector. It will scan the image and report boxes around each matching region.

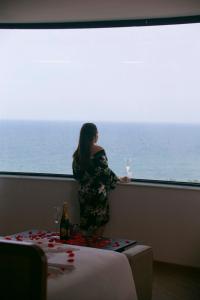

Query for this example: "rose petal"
[66,250,73,253]
[16,235,22,239]
[49,239,55,243]
[68,252,75,257]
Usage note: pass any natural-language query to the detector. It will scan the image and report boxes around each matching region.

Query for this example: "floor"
[152,262,200,300]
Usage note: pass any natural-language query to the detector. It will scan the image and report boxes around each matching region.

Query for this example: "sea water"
[1,120,200,183]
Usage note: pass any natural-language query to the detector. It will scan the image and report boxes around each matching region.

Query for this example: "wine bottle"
[60,202,70,240]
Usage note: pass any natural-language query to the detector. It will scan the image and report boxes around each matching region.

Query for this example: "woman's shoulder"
[91,145,105,156]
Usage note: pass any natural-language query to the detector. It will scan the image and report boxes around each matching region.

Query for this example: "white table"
[47,244,138,300]
[3,231,138,300]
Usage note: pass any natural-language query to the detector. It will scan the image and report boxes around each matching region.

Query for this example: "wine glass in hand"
[125,158,133,179]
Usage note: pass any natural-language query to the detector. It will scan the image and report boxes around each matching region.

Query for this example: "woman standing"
[72,123,129,238]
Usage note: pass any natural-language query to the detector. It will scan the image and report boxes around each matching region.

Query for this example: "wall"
[0,0,200,23]
[1,175,200,268]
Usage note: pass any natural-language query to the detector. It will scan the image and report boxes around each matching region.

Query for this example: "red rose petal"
[37,231,43,234]
[16,235,22,239]
[66,250,73,253]
[68,252,75,257]
[48,243,54,248]
[67,259,74,263]
[4,237,12,240]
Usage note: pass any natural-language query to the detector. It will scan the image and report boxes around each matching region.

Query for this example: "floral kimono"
[72,149,118,235]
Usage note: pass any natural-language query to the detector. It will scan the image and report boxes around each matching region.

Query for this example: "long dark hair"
[73,123,98,170]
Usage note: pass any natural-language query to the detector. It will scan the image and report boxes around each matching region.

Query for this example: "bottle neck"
[62,204,69,219]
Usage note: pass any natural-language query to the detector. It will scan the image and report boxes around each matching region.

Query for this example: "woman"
[72,123,129,238]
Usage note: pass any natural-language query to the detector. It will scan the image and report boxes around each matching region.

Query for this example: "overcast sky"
[0,23,199,123]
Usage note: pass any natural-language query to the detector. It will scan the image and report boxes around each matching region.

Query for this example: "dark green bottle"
[60,202,70,240]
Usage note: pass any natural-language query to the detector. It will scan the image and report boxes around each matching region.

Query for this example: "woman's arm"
[96,149,130,184]
[95,150,119,188]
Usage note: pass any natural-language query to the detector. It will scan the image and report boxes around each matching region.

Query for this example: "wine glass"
[125,158,133,179]
[53,206,61,236]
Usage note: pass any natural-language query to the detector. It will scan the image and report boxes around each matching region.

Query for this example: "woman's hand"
[118,176,131,183]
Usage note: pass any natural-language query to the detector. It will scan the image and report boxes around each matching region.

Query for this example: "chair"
[0,239,47,300]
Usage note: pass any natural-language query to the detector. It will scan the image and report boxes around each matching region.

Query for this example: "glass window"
[0,23,200,182]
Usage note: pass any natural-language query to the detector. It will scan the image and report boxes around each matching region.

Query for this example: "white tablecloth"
[2,231,138,300]
[47,244,138,300]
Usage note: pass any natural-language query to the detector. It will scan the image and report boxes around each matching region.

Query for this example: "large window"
[0,23,200,182]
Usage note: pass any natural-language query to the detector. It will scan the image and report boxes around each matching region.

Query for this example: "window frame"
[1,15,200,187]
[0,15,200,29]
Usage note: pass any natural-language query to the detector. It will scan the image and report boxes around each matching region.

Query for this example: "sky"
[0,23,199,123]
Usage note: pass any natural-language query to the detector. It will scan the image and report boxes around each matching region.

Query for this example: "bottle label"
[60,220,70,240]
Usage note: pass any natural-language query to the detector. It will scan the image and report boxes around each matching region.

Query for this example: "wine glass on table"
[53,206,61,237]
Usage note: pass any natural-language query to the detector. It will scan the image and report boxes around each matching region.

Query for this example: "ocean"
[1,120,200,183]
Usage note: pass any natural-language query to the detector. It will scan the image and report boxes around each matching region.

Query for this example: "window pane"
[0,24,200,182]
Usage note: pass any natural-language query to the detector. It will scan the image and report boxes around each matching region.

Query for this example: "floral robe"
[72,149,118,235]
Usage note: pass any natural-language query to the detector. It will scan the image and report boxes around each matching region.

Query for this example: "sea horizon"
[1,119,200,183]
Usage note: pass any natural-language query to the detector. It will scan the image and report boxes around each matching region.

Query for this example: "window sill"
[1,172,200,191]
